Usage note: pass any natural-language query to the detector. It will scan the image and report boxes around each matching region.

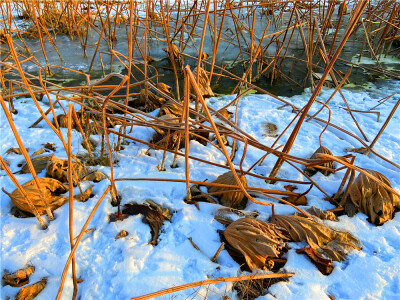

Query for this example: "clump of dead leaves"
[345,169,400,225]
[223,218,288,271]
[191,67,215,97]
[305,146,335,176]
[208,171,248,209]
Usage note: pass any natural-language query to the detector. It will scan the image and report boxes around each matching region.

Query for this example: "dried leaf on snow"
[295,205,338,221]
[19,155,51,174]
[2,266,35,287]
[224,218,288,271]
[15,278,47,300]
[160,100,183,117]
[270,214,361,261]
[349,169,400,225]
[7,178,68,215]
[305,146,335,176]
[5,147,25,155]
[73,186,93,202]
[296,247,334,275]
[115,230,129,239]
[122,201,172,245]
[208,171,248,209]
[140,89,167,111]
[46,155,107,185]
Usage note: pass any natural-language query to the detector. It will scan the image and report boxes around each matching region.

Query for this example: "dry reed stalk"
[268,0,369,182]
[67,105,78,300]
[55,186,111,300]
[131,272,294,300]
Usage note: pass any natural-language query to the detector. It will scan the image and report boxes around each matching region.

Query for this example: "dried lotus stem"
[67,105,78,300]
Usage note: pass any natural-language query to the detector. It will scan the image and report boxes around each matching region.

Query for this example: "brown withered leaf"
[214,207,259,225]
[53,114,77,129]
[31,148,48,157]
[5,147,25,155]
[46,155,107,185]
[19,155,51,174]
[224,218,288,271]
[191,67,215,97]
[208,171,248,209]
[156,82,174,98]
[149,11,159,21]
[122,201,171,245]
[349,170,400,225]
[73,186,93,202]
[42,143,56,151]
[217,108,233,121]
[7,178,68,215]
[282,194,308,205]
[15,278,47,300]
[305,146,335,176]
[115,230,129,239]
[2,266,35,287]
[262,122,278,137]
[307,206,338,221]
[284,185,298,192]
[140,89,167,111]
[160,100,183,117]
[163,44,180,60]
[271,214,361,261]
[296,247,334,275]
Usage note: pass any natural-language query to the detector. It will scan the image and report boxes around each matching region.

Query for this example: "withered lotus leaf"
[156,82,174,98]
[2,266,35,287]
[20,155,51,174]
[46,155,107,185]
[296,247,334,275]
[122,201,172,245]
[306,146,335,176]
[208,171,248,209]
[191,67,215,97]
[224,218,288,270]
[15,278,47,300]
[73,186,93,202]
[349,169,400,225]
[295,205,338,221]
[8,178,68,215]
[163,44,180,59]
[160,100,183,117]
[140,89,167,111]
[271,214,361,261]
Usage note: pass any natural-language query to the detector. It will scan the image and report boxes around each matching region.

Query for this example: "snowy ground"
[1,79,400,299]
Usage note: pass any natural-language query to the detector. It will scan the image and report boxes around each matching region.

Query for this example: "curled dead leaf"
[306,146,335,176]
[19,155,51,174]
[15,278,47,300]
[2,266,35,287]
[5,147,25,155]
[163,44,180,60]
[224,218,288,270]
[140,89,167,111]
[7,178,68,215]
[46,155,107,185]
[156,82,174,98]
[73,186,93,202]
[116,230,129,239]
[160,100,183,117]
[208,171,248,209]
[191,67,215,97]
[122,201,171,245]
[349,170,400,225]
[296,247,334,275]
[271,214,361,261]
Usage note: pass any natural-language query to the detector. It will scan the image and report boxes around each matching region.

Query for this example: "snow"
[1,79,400,299]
